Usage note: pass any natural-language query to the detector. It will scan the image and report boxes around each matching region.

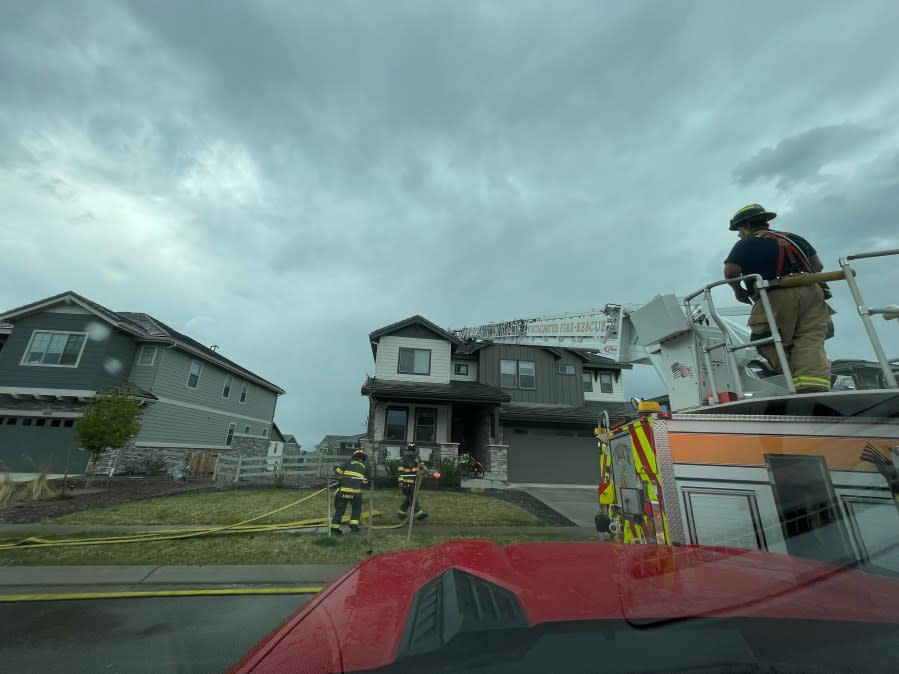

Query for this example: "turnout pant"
[398,485,422,516]
[331,490,362,530]
[748,284,831,392]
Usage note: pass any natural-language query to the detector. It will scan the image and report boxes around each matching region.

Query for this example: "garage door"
[0,422,88,474]
[506,426,599,485]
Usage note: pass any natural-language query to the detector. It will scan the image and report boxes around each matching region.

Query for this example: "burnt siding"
[478,345,585,405]
[0,312,136,391]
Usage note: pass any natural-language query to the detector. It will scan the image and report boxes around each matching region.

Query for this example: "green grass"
[50,487,542,527]
[0,530,590,566]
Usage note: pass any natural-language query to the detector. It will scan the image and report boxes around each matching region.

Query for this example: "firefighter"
[723,204,832,393]
[330,448,369,534]
[397,442,428,521]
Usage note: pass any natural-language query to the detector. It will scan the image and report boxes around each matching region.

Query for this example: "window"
[36,418,46,427]
[226,423,235,446]
[262,428,268,438]
[22,331,87,367]
[239,383,248,403]
[500,359,536,389]
[582,372,593,392]
[187,360,202,388]
[6,417,17,425]
[63,419,74,428]
[559,364,575,375]
[398,347,431,375]
[51,419,61,427]
[599,372,614,394]
[454,363,469,376]
[518,361,536,389]
[244,425,250,434]
[138,346,157,366]
[414,408,437,443]
[23,418,33,426]
[500,359,518,388]
[223,375,233,399]
[385,407,408,441]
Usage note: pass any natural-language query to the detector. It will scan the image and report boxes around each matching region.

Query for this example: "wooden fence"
[212,452,352,485]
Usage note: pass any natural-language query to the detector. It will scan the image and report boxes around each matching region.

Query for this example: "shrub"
[434,457,463,489]
[26,471,56,501]
[142,456,169,476]
[0,473,16,507]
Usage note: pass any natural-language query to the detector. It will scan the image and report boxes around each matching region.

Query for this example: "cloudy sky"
[2,1,898,447]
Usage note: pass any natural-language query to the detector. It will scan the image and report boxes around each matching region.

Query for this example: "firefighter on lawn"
[398,442,428,521]
[330,448,369,534]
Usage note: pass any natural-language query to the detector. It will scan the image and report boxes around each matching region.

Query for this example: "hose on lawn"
[0,481,409,551]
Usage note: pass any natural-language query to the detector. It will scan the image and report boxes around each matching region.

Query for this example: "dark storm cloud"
[733,125,883,190]
[1,0,898,446]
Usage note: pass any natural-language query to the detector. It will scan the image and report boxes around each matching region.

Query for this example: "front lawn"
[50,487,542,527]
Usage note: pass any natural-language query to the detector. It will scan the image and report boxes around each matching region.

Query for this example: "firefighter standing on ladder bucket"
[723,203,834,393]
[397,443,428,521]
[330,448,369,535]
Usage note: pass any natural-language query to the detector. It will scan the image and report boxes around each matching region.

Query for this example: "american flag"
[671,362,693,379]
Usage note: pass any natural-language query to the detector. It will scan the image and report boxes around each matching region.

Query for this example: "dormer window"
[398,348,431,375]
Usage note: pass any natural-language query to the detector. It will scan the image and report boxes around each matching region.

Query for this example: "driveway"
[510,483,597,528]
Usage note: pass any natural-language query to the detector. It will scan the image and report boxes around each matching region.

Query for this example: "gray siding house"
[361,315,633,485]
[0,292,285,474]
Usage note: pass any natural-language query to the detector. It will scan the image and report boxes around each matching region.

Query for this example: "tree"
[75,386,142,480]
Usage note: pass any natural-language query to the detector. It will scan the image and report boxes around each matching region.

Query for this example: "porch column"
[485,444,509,481]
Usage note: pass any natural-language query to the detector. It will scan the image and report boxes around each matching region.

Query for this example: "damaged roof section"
[361,377,511,404]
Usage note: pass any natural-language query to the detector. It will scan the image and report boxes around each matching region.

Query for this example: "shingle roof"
[0,292,284,394]
[361,378,511,404]
[369,315,462,345]
[500,401,634,426]
[566,348,633,369]
[316,433,366,449]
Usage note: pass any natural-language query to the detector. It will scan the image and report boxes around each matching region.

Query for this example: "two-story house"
[0,291,285,474]
[361,315,633,485]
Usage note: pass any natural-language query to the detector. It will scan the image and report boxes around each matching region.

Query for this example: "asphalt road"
[1,594,312,673]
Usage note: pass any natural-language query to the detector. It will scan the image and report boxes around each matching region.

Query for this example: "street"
[1,594,312,673]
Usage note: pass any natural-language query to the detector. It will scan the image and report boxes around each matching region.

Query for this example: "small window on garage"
[23,418,34,426]
[51,419,61,427]
[63,419,74,428]
[35,418,46,427]
[599,372,614,394]
[6,417,16,425]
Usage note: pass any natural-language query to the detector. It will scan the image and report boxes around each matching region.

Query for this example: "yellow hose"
[0,480,410,551]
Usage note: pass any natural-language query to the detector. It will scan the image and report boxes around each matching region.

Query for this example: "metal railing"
[684,273,793,399]
[684,248,898,402]
[840,249,899,389]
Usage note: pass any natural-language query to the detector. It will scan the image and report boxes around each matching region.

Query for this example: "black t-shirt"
[724,230,817,282]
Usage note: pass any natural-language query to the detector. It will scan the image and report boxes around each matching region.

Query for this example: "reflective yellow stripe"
[341,471,366,479]
[793,376,830,387]
[339,487,362,494]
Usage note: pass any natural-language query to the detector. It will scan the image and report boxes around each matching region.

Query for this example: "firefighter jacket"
[398,455,424,489]
[334,459,369,494]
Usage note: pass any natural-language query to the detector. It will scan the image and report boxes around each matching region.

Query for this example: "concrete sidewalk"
[0,563,353,595]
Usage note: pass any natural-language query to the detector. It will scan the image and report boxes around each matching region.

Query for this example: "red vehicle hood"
[231,540,899,673]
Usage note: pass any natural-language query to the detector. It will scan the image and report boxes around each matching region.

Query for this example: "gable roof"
[0,291,284,394]
[369,315,463,358]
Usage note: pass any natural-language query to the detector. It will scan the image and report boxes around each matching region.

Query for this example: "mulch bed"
[1,477,577,528]
[0,477,220,524]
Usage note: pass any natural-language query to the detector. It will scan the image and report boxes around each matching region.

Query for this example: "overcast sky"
[2,1,898,448]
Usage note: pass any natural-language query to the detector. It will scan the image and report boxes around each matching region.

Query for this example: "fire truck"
[455,249,899,573]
